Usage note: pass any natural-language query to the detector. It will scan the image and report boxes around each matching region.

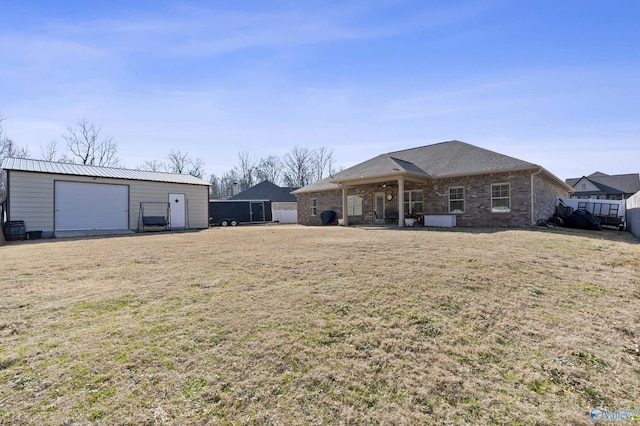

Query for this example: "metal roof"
[1,158,210,186]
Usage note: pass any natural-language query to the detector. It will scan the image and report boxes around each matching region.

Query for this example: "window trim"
[403,190,423,215]
[347,195,363,216]
[491,183,511,213]
[310,198,318,216]
[449,186,464,213]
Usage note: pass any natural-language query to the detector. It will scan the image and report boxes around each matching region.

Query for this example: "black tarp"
[320,210,337,225]
[563,209,602,231]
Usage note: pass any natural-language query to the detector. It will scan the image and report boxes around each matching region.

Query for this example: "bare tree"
[1,116,29,199]
[237,151,256,191]
[39,140,70,162]
[0,132,28,161]
[138,159,165,172]
[212,146,334,190]
[219,169,240,198]
[165,150,205,178]
[203,145,336,200]
[255,155,282,185]
[313,146,334,182]
[188,157,205,179]
[282,145,313,187]
[208,174,222,199]
[166,150,191,174]
[63,119,119,166]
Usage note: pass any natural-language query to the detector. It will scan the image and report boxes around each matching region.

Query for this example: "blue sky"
[1,0,638,181]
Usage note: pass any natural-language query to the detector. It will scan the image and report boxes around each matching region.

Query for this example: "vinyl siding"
[573,177,600,192]
[8,171,55,233]
[129,180,209,229]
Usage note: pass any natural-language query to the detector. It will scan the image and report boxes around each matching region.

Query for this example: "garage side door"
[55,181,129,231]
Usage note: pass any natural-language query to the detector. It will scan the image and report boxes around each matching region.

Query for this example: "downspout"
[340,183,348,226]
[530,167,543,225]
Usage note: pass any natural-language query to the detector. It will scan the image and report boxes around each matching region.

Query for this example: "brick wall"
[423,171,532,227]
[533,172,570,223]
[297,190,342,225]
[296,185,378,225]
[296,170,569,228]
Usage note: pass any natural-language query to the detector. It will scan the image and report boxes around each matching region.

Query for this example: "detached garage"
[1,158,210,238]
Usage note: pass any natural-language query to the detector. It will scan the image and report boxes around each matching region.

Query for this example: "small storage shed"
[227,180,299,224]
[1,158,210,237]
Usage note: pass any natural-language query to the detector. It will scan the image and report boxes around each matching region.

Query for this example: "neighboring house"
[1,158,210,237]
[565,172,640,200]
[228,180,299,224]
[293,140,572,227]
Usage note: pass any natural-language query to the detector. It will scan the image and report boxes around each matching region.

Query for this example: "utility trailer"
[557,198,626,230]
[577,201,625,230]
[209,200,272,227]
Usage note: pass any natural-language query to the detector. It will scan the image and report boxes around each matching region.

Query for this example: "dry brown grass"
[1,225,639,425]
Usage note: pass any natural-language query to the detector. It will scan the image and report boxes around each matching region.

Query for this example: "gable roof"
[294,140,567,194]
[228,180,298,202]
[566,172,640,195]
[1,157,210,186]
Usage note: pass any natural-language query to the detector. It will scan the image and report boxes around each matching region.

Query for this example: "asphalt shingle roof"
[294,140,547,194]
[331,140,537,182]
[566,172,640,195]
[228,180,298,202]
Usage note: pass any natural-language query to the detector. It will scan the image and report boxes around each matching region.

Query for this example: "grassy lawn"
[1,225,639,425]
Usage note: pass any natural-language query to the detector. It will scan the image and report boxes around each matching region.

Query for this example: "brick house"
[293,140,572,227]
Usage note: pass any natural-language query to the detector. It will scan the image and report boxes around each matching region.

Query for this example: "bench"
[142,216,167,227]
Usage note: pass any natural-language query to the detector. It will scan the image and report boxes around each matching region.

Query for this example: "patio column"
[341,185,348,226]
[398,178,404,227]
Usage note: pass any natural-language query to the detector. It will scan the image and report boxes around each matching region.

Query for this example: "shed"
[1,158,210,238]
[228,180,299,224]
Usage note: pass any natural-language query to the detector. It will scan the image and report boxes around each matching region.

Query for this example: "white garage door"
[273,209,297,224]
[55,181,129,231]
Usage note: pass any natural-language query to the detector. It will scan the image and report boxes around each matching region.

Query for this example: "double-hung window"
[403,190,423,215]
[347,195,363,216]
[449,187,464,213]
[310,198,318,216]
[491,183,510,212]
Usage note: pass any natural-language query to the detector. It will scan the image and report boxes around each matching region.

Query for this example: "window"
[347,195,363,216]
[449,187,464,213]
[491,183,510,212]
[310,198,317,216]
[581,183,587,190]
[403,190,423,215]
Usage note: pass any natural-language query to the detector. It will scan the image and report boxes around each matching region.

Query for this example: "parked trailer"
[558,198,626,230]
[209,200,273,226]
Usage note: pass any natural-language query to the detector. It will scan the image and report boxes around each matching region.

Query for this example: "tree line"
[207,146,335,199]
[0,116,336,200]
